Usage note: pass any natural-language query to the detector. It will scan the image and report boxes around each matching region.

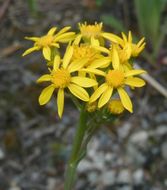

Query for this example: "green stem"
[64,106,88,190]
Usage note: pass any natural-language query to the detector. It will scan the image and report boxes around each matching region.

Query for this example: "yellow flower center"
[79,22,103,38]
[72,44,98,66]
[111,45,130,64]
[86,102,97,112]
[106,70,124,88]
[108,99,124,114]
[36,35,54,47]
[51,69,71,88]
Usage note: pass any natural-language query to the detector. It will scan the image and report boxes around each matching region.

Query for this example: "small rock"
[118,186,132,190]
[0,148,5,160]
[161,141,167,160]
[155,112,167,123]
[117,169,132,184]
[133,169,144,185]
[47,178,57,190]
[130,131,148,147]
[88,171,99,185]
[101,170,116,185]
[118,122,131,139]
[156,125,167,136]
[78,160,93,173]
[127,144,146,165]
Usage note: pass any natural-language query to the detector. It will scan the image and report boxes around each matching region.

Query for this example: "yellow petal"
[91,36,100,46]
[43,46,51,60]
[63,46,73,68]
[121,32,127,42]
[93,46,110,54]
[102,32,122,44]
[51,43,60,48]
[22,46,39,56]
[89,83,108,103]
[125,69,146,77]
[68,58,88,73]
[68,84,89,101]
[53,55,61,70]
[88,57,111,69]
[73,34,82,45]
[39,85,55,105]
[71,77,97,87]
[25,37,39,41]
[137,37,145,47]
[112,46,120,69]
[56,26,71,35]
[98,87,113,108]
[81,68,106,76]
[47,27,57,35]
[57,88,64,118]
[54,32,75,42]
[37,74,52,83]
[125,77,146,87]
[128,31,132,43]
[117,88,133,113]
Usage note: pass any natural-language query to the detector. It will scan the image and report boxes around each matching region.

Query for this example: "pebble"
[130,131,148,147]
[88,171,100,185]
[155,112,167,123]
[47,178,57,190]
[78,160,93,173]
[0,148,5,160]
[118,122,131,139]
[118,186,132,190]
[161,141,167,160]
[117,169,132,184]
[100,170,116,185]
[133,169,144,185]
[127,144,146,165]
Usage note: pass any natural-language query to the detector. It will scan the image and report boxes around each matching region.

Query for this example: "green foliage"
[96,0,105,7]
[134,0,167,55]
[101,14,125,32]
[27,0,38,16]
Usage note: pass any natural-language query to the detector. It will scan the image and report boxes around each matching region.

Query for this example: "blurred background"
[0,0,167,189]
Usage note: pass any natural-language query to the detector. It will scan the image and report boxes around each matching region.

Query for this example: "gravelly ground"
[0,0,167,190]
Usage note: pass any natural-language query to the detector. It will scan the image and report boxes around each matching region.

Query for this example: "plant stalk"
[64,106,88,190]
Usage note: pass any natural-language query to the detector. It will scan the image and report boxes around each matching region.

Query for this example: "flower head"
[37,46,97,118]
[108,99,125,114]
[79,22,103,39]
[121,31,146,57]
[74,22,122,46]
[22,26,75,60]
[89,68,146,112]
[72,44,101,65]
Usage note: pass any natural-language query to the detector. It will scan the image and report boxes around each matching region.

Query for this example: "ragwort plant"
[23,22,146,190]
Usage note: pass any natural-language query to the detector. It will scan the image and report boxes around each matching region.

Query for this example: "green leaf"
[101,14,125,32]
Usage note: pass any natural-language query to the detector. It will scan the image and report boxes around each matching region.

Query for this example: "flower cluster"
[23,22,146,118]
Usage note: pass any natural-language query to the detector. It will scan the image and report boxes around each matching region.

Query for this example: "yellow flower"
[22,26,75,60]
[121,31,146,57]
[72,44,101,65]
[72,44,110,77]
[108,99,124,114]
[89,68,146,112]
[86,102,97,112]
[74,22,122,45]
[37,46,98,118]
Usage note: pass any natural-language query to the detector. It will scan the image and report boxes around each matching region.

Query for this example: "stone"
[133,169,144,185]
[0,148,5,160]
[117,169,132,184]
[161,141,167,160]
[101,171,116,185]
[130,131,148,147]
